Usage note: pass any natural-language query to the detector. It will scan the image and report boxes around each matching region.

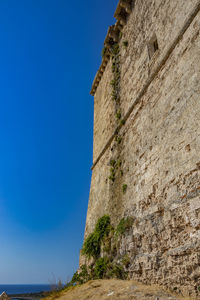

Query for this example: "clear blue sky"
[0,0,116,284]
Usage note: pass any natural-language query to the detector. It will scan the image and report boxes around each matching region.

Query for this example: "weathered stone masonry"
[84,0,200,298]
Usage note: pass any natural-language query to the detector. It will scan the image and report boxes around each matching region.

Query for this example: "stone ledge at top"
[90,0,133,96]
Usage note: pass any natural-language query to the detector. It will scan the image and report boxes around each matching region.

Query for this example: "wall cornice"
[90,0,133,96]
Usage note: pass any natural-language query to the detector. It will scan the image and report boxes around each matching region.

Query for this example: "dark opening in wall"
[148,34,159,60]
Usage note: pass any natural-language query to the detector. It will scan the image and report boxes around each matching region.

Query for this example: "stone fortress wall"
[84,0,200,298]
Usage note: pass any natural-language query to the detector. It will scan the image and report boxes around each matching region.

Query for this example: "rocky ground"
[45,279,195,300]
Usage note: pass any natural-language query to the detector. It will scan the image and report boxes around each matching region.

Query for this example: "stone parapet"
[90,0,133,96]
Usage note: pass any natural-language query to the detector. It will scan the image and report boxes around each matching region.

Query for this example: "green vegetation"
[115,135,122,144]
[94,257,127,280]
[122,184,127,194]
[111,43,120,104]
[70,257,127,285]
[116,110,121,120]
[110,79,115,86]
[122,254,131,268]
[110,79,117,88]
[102,235,112,253]
[108,160,117,182]
[116,159,122,168]
[108,263,128,280]
[111,90,117,101]
[82,215,111,258]
[108,158,122,181]
[66,215,134,288]
[112,63,116,72]
[110,159,116,167]
[82,232,100,258]
[94,257,109,279]
[120,119,125,126]
[71,265,90,285]
[115,217,134,236]
[44,213,135,299]
[111,43,120,55]
[109,167,115,182]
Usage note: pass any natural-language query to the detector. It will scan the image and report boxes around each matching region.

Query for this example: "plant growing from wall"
[109,42,126,185]
[109,158,122,182]
[94,257,109,279]
[71,265,90,285]
[120,119,125,126]
[122,254,131,268]
[82,215,111,258]
[116,110,121,120]
[108,263,128,280]
[115,216,134,236]
[122,184,127,194]
[110,159,116,167]
[94,257,127,280]
[109,167,115,182]
[71,215,135,287]
[102,234,112,253]
[110,43,121,104]
[115,135,122,144]
[116,159,122,168]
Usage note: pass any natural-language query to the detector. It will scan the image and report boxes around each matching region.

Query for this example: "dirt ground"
[52,279,195,300]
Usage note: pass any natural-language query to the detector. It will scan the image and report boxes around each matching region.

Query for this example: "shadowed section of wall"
[84,0,200,298]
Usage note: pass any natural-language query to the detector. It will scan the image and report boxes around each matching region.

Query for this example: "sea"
[0,284,51,298]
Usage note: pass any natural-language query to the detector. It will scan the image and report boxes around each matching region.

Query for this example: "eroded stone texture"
[84,0,200,298]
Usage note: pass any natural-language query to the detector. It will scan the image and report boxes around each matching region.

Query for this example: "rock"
[0,292,11,300]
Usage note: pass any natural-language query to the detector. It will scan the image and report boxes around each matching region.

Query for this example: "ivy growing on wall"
[82,215,111,258]
[72,215,134,285]
[108,42,127,193]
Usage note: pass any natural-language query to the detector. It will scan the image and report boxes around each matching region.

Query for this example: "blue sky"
[0,0,116,284]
